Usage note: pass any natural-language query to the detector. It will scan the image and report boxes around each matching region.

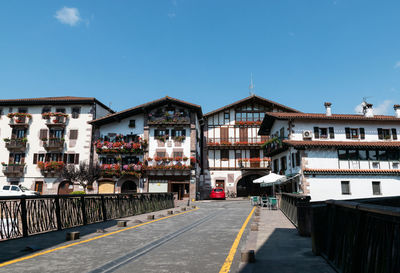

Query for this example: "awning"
[253,173,286,187]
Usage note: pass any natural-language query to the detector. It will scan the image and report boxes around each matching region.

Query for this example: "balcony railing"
[238,159,270,169]
[4,138,27,151]
[207,137,267,148]
[95,140,147,154]
[263,137,288,156]
[45,116,68,126]
[37,161,64,177]
[8,113,32,127]
[43,139,65,151]
[2,164,26,177]
[100,163,143,178]
[147,114,190,125]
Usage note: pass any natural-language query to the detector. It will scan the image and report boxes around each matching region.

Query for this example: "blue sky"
[1,1,400,115]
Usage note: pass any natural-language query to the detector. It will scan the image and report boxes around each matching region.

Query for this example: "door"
[172,183,184,200]
[34,181,43,195]
[215,180,225,190]
[250,149,260,168]
[98,181,115,194]
[58,181,73,195]
[239,128,248,143]
[220,127,229,142]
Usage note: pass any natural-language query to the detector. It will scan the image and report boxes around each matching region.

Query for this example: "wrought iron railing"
[43,139,65,151]
[5,139,27,151]
[2,165,26,177]
[0,193,174,241]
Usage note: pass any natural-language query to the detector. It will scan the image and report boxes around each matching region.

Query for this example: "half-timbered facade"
[0,97,113,194]
[89,97,204,200]
[203,95,299,197]
[259,102,400,201]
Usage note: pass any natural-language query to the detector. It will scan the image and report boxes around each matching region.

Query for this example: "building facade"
[89,97,204,200]
[259,102,400,201]
[0,97,113,194]
[203,95,299,197]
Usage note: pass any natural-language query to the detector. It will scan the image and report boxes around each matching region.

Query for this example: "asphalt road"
[0,200,253,273]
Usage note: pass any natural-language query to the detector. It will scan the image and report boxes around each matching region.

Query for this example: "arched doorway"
[236,174,263,197]
[121,180,137,194]
[58,181,73,195]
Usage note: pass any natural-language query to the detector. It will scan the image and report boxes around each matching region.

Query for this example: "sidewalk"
[238,207,334,273]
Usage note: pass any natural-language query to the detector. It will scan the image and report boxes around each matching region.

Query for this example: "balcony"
[8,113,32,128]
[144,158,193,176]
[100,163,143,178]
[2,164,26,178]
[238,158,270,169]
[263,137,288,156]
[42,113,68,127]
[37,161,64,178]
[95,139,147,155]
[4,138,27,152]
[207,137,267,149]
[43,139,65,151]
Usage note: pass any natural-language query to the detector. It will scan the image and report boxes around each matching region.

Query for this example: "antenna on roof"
[249,73,255,96]
[361,96,372,114]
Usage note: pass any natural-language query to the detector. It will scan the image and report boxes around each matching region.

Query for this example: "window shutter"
[40,129,48,139]
[63,154,68,163]
[313,127,319,139]
[345,128,351,139]
[154,129,159,137]
[69,130,78,140]
[329,127,335,139]
[182,129,186,136]
[392,129,398,140]
[21,154,25,164]
[11,128,17,138]
[171,129,176,137]
[33,154,38,164]
[74,154,80,164]
[378,128,383,140]
[360,128,365,139]
[45,154,50,162]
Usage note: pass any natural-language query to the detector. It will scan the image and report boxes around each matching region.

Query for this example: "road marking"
[219,206,255,273]
[0,208,199,268]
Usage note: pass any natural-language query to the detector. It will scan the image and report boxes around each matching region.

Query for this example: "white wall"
[308,175,400,202]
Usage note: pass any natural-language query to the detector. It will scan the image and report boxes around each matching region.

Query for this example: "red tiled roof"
[265,112,400,121]
[303,168,400,175]
[0,96,114,113]
[204,94,300,117]
[283,140,400,149]
[90,96,202,125]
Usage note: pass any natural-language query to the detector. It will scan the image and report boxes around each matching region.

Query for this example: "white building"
[203,95,299,197]
[259,102,400,202]
[0,96,113,194]
[89,96,204,200]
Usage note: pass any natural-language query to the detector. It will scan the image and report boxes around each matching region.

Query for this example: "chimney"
[364,103,374,117]
[394,105,400,118]
[324,102,332,116]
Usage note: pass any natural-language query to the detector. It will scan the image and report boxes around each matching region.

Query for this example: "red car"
[210,188,226,200]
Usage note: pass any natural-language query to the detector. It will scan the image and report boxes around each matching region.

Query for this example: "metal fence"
[311,198,400,273]
[279,193,311,236]
[0,193,174,241]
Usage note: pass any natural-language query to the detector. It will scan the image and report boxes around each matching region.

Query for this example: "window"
[377,128,397,140]
[42,107,51,114]
[72,107,80,119]
[221,150,229,161]
[18,108,27,113]
[69,130,78,140]
[38,154,45,162]
[16,129,25,138]
[296,152,301,166]
[338,150,347,160]
[372,181,381,195]
[67,154,76,164]
[172,129,186,137]
[173,151,183,158]
[273,159,279,173]
[224,112,230,119]
[155,129,169,137]
[156,151,166,158]
[56,108,66,113]
[14,154,22,164]
[341,181,351,195]
[350,129,359,139]
[358,150,368,160]
[50,129,64,139]
[280,156,287,172]
[314,127,333,139]
[320,128,328,138]
[348,150,358,160]
[377,150,388,161]
[129,120,136,128]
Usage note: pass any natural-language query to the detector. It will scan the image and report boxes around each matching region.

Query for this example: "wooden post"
[80,196,87,225]
[101,195,107,221]
[20,197,28,237]
[55,196,62,230]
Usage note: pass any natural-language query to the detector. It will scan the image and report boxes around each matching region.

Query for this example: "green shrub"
[70,191,86,195]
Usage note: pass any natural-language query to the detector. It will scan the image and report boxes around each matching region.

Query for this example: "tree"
[61,161,101,191]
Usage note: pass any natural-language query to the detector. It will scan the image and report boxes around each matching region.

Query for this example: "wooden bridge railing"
[279,193,311,236]
[0,193,174,241]
[311,198,400,273]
